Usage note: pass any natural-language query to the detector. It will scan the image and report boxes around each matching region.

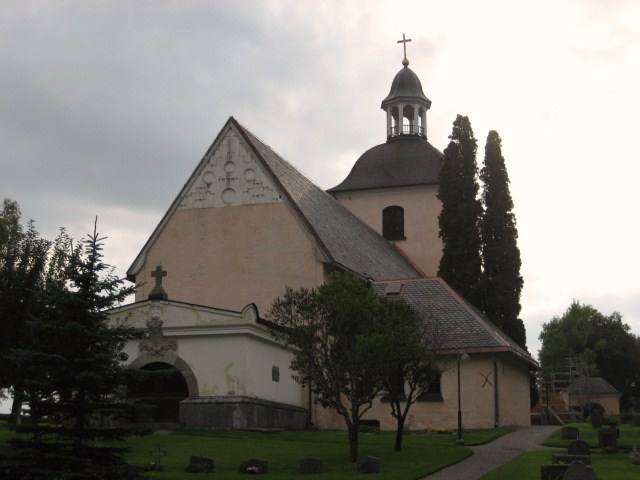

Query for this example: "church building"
[109,42,537,431]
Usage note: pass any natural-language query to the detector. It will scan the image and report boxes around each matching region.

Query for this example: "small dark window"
[418,369,443,402]
[383,206,405,240]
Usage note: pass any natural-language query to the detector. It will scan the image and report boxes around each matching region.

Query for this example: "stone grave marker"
[356,456,380,474]
[598,427,617,452]
[540,463,569,480]
[299,458,323,474]
[239,458,268,474]
[590,410,604,429]
[629,446,640,465]
[552,454,591,466]
[185,455,215,473]
[567,440,590,456]
[359,419,381,433]
[563,460,597,480]
[561,427,579,440]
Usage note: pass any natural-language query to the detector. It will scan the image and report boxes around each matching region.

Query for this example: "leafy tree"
[437,115,483,309]
[479,130,526,348]
[539,301,640,411]
[268,272,404,462]
[0,199,57,423]
[1,223,144,479]
[374,300,440,451]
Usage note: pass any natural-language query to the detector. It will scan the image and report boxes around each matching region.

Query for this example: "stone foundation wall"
[180,396,308,430]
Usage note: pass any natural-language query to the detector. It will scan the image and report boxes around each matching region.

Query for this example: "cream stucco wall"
[312,353,532,431]
[496,354,532,426]
[570,394,620,415]
[134,203,327,315]
[333,185,442,277]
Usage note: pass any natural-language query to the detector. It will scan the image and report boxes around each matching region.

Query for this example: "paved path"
[422,426,560,480]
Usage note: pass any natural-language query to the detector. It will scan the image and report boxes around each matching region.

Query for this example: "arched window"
[383,206,405,240]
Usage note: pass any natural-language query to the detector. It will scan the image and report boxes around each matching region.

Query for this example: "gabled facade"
[127,118,420,314]
[113,53,538,431]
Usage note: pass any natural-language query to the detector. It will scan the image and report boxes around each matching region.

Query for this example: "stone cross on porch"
[148,265,168,300]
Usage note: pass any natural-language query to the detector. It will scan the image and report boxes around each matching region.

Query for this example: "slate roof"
[372,278,538,367]
[327,136,443,193]
[381,66,431,108]
[127,117,422,283]
[235,119,422,281]
[567,377,621,395]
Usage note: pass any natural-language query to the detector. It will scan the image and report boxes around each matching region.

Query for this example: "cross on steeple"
[397,33,412,65]
[149,265,168,300]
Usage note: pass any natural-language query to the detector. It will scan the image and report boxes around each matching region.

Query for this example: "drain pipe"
[493,353,499,427]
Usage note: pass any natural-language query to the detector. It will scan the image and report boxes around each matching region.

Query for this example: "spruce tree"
[480,130,526,347]
[437,115,483,308]
[1,223,144,480]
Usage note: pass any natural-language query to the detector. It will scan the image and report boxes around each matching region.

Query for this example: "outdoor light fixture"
[456,352,470,445]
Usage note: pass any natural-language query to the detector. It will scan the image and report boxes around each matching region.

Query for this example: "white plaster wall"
[333,186,442,277]
[110,301,303,407]
[134,203,327,315]
[243,336,302,405]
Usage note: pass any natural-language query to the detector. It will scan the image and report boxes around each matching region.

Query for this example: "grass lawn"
[479,451,640,480]
[0,421,512,480]
[480,422,640,480]
[543,422,640,450]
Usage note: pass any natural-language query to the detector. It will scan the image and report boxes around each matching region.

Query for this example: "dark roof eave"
[327,179,439,194]
[432,346,540,369]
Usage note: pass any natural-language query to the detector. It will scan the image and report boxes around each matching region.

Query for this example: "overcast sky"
[2,0,640,368]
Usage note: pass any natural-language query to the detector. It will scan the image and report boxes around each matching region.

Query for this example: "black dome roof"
[327,137,443,193]
[381,66,431,108]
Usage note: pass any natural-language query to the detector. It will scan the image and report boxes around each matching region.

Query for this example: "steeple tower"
[381,34,432,140]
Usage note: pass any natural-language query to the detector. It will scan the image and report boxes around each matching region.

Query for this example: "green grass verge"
[543,422,640,450]
[1,421,512,479]
[480,422,640,480]
[478,451,640,480]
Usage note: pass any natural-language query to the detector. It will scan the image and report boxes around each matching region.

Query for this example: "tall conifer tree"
[480,130,526,347]
[437,115,483,308]
[1,223,144,479]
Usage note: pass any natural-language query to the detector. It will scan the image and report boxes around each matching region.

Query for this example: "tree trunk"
[9,391,23,425]
[347,423,359,463]
[391,398,408,451]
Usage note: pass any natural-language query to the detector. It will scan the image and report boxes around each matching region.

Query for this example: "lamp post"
[456,352,470,446]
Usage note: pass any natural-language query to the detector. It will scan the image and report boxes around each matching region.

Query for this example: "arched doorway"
[128,362,189,422]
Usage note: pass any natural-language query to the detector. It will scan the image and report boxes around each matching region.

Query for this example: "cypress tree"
[437,115,483,308]
[480,130,526,347]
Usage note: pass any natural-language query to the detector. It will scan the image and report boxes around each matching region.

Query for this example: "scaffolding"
[538,356,590,425]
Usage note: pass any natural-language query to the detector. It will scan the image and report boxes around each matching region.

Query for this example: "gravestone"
[185,456,215,473]
[590,410,604,429]
[356,456,380,474]
[552,455,591,466]
[561,427,579,440]
[598,427,617,452]
[540,464,569,480]
[629,446,640,465]
[567,440,590,456]
[239,459,268,474]
[359,419,381,433]
[563,460,597,480]
[299,458,323,474]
